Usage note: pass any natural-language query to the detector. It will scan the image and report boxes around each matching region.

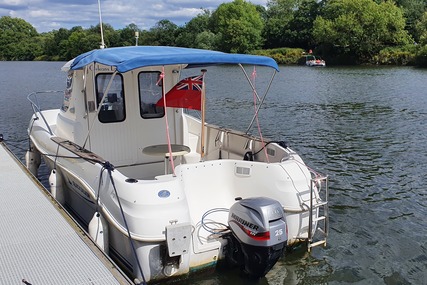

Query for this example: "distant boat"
[300,54,326,67]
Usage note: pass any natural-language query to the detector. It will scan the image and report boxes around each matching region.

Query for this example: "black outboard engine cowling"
[227,197,287,278]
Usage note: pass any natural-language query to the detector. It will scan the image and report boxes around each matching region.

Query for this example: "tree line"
[1,0,427,66]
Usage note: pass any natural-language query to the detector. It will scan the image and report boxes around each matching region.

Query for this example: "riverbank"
[255,45,427,67]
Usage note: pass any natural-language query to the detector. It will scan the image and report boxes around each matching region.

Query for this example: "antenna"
[98,0,106,49]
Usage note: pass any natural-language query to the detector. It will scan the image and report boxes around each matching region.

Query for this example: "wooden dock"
[0,142,133,285]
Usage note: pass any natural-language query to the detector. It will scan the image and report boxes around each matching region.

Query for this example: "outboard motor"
[226,197,287,278]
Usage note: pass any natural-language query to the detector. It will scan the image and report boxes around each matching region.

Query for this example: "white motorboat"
[26,46,329,283]
[303,55,326,67]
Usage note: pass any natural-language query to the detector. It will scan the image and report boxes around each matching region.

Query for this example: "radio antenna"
[98,0,106,49]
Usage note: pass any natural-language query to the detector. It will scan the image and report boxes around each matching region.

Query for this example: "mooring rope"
[103,162,147,285]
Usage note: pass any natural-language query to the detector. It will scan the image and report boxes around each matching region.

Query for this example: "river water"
[1,61,426,285]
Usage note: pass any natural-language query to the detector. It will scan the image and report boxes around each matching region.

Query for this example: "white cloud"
[0,0,268,32]
[28,9,53,18]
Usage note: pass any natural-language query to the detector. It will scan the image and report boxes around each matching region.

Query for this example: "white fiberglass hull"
[28,110,323,282]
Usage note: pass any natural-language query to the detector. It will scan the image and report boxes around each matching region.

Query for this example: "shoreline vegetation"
[255,45,421,66]
[1,0,427,67]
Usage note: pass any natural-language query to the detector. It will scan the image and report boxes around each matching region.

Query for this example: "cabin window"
[138,72,164,119]
[61,71,73,112]
[95,73,126,123]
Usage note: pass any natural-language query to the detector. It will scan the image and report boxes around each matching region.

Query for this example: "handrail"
[27,90,63,136]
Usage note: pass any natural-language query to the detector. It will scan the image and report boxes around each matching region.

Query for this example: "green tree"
[263,0,320,49]
[42,28,71,60]
[288,0,321,49]
[394,0,427,43]
[60,26,99,59]
[175,10,212,48]
[263,0,295,48]
[415,11,427,66]
[210,0,264,53]
[119,23,140,46]
[88,23,121,48]
[416,11,427,45]
[0,16,39,60]
[313,0,412,62]
[194,31,218,50]
[146,19,178,46]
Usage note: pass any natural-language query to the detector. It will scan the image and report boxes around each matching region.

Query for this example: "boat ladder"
[307,175,329,252]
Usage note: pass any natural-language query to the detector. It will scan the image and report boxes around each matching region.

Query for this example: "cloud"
[0,0,267,33]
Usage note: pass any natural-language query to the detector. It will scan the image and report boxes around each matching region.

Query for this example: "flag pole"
[200,69,207,161]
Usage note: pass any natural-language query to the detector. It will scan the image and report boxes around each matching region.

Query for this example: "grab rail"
[27,90,63,136]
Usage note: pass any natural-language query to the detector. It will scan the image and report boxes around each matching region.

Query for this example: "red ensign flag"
[156,74,204,110]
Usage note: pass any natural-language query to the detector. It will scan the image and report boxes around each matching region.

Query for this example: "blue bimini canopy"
[69,46,279,73]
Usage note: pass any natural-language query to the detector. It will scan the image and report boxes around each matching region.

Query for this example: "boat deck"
[0,142,132,285]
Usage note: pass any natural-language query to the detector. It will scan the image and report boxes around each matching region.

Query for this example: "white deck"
[0,142,132,285]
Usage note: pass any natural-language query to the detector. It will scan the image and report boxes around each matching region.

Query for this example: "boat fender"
[25,148,41,177]
[49,169,65,204]
[88,212,109,254]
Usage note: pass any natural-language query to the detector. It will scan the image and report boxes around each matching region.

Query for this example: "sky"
[0,0,268,33]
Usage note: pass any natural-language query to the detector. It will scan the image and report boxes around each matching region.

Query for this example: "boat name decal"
[231,213,259,231]
[89,65,116,72]
[68,179,90,199]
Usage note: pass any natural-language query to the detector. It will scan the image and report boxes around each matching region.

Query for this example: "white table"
[143,144,190,174]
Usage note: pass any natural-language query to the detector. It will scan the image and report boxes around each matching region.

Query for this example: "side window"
[138,72,164,119]
[61,71,73,112]
[95,73,125,123]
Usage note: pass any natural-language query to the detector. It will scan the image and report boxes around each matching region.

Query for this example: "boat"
[301,54,326,67]
[26,46,329,283]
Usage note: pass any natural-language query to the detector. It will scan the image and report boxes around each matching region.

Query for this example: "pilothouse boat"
[26,46,329,283]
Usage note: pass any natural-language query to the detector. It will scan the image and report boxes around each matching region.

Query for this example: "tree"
[0,16,38,60]
[263,0,320,49]
[210,0,264,53]
[88,23,121,48]
[415,11,427,66]
[288,0,321,49]
[146,19,178,46]
[416,12,427,45]
[194,31,218,50]
[313,0,412,62]
[394,0,427,43]
[175,10,212,48]
[119,23,140,46]
[42,28,71,60]
[60,26,99,59]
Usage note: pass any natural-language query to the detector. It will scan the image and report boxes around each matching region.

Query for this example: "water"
[1,62,426,284]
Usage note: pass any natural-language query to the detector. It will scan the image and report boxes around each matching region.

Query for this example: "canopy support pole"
[200,69,207,161]
[243,68,277,134]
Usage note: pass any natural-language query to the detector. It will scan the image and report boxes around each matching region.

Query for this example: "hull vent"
[235,166,251,176]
